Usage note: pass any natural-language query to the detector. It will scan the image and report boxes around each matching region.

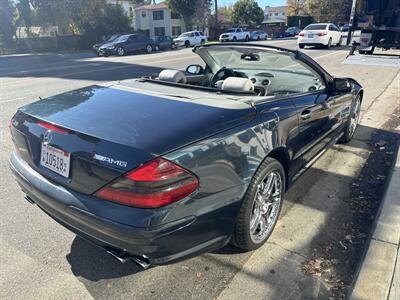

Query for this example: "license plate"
[307,34,314,38]
[40,143,70,178]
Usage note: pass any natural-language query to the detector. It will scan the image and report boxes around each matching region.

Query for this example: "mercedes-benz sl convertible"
[9,44,362,268]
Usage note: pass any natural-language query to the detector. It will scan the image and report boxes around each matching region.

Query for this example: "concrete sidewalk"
[350,144,400,300]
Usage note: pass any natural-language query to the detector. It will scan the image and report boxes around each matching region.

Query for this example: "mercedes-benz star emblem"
[43,130,53,145]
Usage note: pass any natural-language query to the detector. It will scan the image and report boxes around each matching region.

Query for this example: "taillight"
[38,121,69,134]
[299,32,304,37]
[318,32,327,36]
[94,158,199,208]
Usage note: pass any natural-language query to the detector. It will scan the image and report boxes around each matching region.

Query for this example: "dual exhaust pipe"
[107,250,151,269]
[25,195,152,269]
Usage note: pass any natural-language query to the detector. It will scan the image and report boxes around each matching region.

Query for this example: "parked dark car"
[340,24,350,32]
[9,44,362,268]
[285,27,302,37]
[154,36,175,50]
[98,34,156,57]
[92,33,125,55]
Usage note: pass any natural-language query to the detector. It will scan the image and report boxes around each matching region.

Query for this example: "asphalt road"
[1,40,399,299]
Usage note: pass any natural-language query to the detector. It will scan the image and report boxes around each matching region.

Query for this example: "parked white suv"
[173,31,207,48]
[219,28,250,42]
[298,23,342,49]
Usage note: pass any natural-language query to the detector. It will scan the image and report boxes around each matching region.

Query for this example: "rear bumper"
[298,36,329,46]
[10,152,231,265]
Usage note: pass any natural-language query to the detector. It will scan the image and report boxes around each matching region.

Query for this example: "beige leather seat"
[221,77,255,93]
[158,69,187,84]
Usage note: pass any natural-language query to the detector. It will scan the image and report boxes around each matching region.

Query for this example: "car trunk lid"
[11,84,256,195]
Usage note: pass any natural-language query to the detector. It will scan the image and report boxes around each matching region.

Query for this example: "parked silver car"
[250,31,268,41]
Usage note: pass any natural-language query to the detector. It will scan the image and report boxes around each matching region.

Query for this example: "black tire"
[257,36,260,41]
[232,157,286,251]
[145,44,153,53]
[299,44,305,49]
[233,36,237,42]
[245,35,249,42]
[116,47,125,56]
[201,39,205,45]
[185,41,190,48]
[155,45,160,51]
[337,36,343,46]
[326,38,332,49]
[339,95,362,143]
[171,43,175,49]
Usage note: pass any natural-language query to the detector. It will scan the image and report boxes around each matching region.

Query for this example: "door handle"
[301,110,312,120]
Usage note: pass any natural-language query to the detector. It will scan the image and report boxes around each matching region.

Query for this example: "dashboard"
[232,69,325,96]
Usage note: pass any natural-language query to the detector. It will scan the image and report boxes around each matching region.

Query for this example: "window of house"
[153,10,164,20]
[172,26,181,36]
[154,27,165,36]
[141,11,146,17]
[171,12,180,19]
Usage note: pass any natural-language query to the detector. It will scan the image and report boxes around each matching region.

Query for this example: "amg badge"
[94,154,128,168]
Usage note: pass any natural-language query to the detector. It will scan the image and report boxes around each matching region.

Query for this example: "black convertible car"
[9,44,362,268]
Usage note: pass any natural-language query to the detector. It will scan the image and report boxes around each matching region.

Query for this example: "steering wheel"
[210,67,236,88]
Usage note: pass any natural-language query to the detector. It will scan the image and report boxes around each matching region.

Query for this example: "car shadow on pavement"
[66,236,144,281]
[0,53,168,82]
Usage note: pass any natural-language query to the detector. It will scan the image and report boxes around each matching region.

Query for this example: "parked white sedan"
[298,23,342,49]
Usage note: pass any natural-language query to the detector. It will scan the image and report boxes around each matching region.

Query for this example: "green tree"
[305,0,352,23]
[286,0,306,16]
[231,0,264,25]
[16,0,32,28]
[30,0,131,36]
[165,0,201,30]
[0,0,17,43]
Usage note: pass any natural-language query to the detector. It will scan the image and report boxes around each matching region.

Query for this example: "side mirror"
[334,78,352,92]
[186,64,204,75]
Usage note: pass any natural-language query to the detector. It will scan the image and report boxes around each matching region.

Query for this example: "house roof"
[262,18,286,24]
[135,2,168,10]
[265,6,287,14]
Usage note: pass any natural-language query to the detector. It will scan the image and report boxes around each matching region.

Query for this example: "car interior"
[154,46,326,97]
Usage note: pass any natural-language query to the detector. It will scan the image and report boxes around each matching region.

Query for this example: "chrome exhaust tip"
[107,250,151,269]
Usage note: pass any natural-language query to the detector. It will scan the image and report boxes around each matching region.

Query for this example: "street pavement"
[1,40,399,299]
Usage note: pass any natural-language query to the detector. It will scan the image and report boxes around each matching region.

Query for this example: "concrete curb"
[350,142,400,300]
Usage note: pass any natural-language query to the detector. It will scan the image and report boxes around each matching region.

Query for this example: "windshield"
[114,35,129,43]
[179,33,191,38]
[202,47,315,74]
[305,24,327,30]
[107,34,119,42]
[227,29,236,33]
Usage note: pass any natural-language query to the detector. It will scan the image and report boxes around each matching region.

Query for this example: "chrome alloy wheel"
[349,98,361,137]
[249,171,283,243]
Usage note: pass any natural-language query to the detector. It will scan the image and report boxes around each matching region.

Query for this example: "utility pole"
[214,0,218,28]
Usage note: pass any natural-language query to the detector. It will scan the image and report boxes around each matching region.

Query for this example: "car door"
[127,35,139,52]
[194,32,201,45]
[328,25,340,44]
[281,60,340,165]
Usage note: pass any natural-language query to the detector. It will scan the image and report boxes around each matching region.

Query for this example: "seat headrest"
[158,69,187,84]
[221,77,255,93]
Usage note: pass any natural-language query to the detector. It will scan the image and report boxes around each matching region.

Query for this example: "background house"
[135,2,186,38]
[264,6,287,23]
